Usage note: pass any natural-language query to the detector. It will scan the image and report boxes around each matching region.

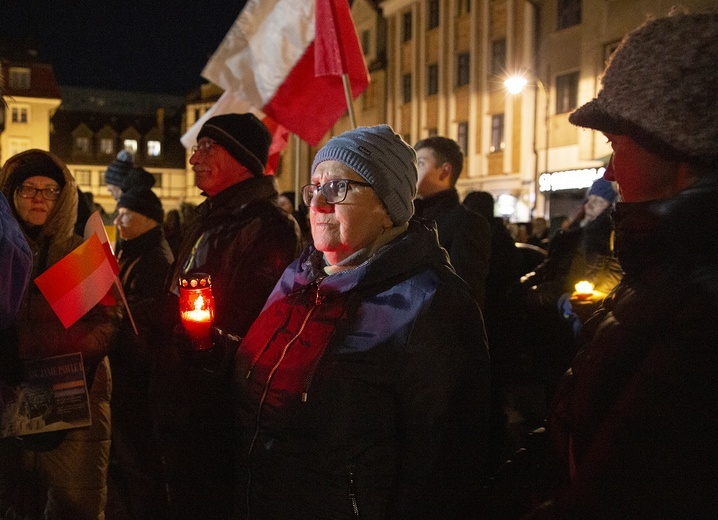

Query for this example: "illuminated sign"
[539,167,606,192]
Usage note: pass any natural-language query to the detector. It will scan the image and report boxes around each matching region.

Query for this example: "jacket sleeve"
[0,192,32,329]
[391,280,491,518]
[213,210,300,338]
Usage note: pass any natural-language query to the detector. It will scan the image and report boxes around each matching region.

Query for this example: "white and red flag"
[192,0,369,147]
[34,233,118,329]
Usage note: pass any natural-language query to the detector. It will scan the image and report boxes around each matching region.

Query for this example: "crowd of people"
[1,9,717,519]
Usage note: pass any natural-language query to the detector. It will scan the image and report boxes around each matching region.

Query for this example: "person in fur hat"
[0,149,119,519]
[521,10,718,519]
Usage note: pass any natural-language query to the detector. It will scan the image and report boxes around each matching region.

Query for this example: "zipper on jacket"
[244,281,325,517]
[348,465,360,519]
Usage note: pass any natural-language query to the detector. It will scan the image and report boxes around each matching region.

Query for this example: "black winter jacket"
[234,219,491,519]
[414,189,491,307]
[537,176,718,518]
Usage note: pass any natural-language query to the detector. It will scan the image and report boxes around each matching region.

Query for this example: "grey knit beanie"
[569,11,718,164]
[105,150,134,187]
[311,125,417,225]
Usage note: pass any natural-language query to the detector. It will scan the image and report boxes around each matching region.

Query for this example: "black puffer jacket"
[152,176,301,519]
[234,219,491,519]
[538,176,718,518]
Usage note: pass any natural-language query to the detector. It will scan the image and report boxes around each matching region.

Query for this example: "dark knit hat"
[105,150,134,187]
[587,177,617,204]
[122,166,156,191]
[9,151,66,191]
[311,125,417,225]
[569,11,718,164]
[197,113,271,177]
[118,187,164,224]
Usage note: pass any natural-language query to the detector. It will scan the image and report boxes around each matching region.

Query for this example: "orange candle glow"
[574,280,595,300]
[179,274,215,350]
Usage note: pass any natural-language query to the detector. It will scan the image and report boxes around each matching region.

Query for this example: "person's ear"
[440,162,452,181]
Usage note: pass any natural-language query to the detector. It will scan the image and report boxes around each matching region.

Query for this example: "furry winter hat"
[311,125,417,225]
[105,150,134,187]
[197,113,271,177]
[569,11,718,164]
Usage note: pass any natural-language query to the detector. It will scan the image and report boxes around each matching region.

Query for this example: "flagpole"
[341,73,357,129]
[293,134,301,211]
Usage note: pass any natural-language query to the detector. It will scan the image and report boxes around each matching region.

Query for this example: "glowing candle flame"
[574,280,595,296]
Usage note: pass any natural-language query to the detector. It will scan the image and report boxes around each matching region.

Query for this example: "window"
[427,63,439,96]
[361,29,371,55]
[490,114,505,153]
[402,73,412,104]
[100,138,114,155]
[491,39,506,76]
[8,138,31,156]
[427,0,439,30]
[147,140,162,157]
[456,52,470,87]
[457,121,468,155]
[74,169,92,185]
[457,0,471,15]
[11,106,28,124]
[124,139,138,154]
[9,68,30,90]
[557,0,581,30]
[402,11,412,42]
[555,71,579,114]
[75,136,91,154]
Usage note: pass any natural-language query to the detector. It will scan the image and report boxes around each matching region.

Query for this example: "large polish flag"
[199,0,370,147]
[35,234,118,329]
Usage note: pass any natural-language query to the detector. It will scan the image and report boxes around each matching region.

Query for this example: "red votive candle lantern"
[179,273,215,351]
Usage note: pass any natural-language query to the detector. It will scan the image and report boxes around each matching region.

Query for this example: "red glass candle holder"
[178,273,215,351]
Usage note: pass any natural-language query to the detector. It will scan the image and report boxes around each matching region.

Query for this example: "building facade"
[7,0,718,222]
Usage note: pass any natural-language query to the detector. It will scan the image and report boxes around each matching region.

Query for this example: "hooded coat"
[234,219,491,519]
[538,176,718,518]
[0,149,118,520]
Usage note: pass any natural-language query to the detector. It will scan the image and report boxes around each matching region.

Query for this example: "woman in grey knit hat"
[233,124,491,519]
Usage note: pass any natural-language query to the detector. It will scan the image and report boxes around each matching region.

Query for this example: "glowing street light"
[505,73,550,219]
[504,75,529,95]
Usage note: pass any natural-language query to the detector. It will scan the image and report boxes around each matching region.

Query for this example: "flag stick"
[341,73,357,129]
[294,134,301,211]
[114,279,139,335]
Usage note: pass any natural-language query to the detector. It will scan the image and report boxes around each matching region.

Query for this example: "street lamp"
[504,74,549,219]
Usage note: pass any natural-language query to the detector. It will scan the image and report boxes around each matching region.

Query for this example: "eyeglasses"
[16,185,62,201]
[191,140,217,155]
[302,179,372,206]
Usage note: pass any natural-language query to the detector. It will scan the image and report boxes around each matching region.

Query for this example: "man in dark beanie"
[152,113,301,519]
[522,10,718,519]
[109,186,174,519]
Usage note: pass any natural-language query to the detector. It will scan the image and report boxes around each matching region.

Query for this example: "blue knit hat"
[587,177,617,204]
[311,125,417,225]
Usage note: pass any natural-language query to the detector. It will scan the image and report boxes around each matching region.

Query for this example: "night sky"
[1,1,247,95]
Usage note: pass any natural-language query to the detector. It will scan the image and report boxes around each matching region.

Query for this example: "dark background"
[1,0,247,94]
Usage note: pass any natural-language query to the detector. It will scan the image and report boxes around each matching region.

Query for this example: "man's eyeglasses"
[302,179,372,206]
[191,140,217,155]
[16,185,62,201]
